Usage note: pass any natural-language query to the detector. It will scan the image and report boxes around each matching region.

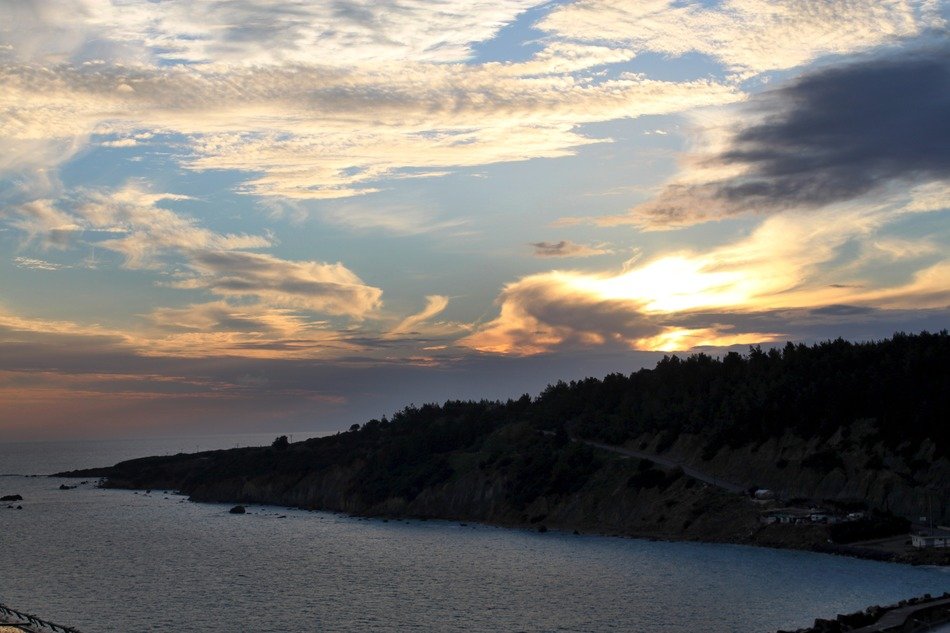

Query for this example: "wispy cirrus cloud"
[321,202,469,236]
[76,187,270,269]
[386,295,453,339]
[8,184,384,321]
[148,301,314,337]
[7,199,83,247]
[531,240,612,258]
[540,0,937,74]
[142,301,367,359]
[0,0,547,66]
[6,0,928,206]
[13,256,69,270]
[0,62,743,199]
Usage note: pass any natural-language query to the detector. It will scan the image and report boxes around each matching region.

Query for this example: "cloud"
[9,184,384,320]
[904,181,950,213]
[0,304,674,440]
[871,237,941,260]
[0,300,150,352]
[13,256,69,270]
[148,301,314,336]
[387,295,451,337]
[540,0,935,74]
[460,271,664,354]
[500,41,637,76]
[178,251,383,318]
[619,46,950,229]
[100,138,139,148]
[74,186,270,269]
[0,43,742,200]
[321,202,468,235]
[0,1,547,66]
[6,199,81,248]
[142,301,367,359]
[0,0,936,207]
[464,204,950,355]
[531,240,612,258]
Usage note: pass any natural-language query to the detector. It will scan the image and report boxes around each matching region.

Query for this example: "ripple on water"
[1,451,947,633]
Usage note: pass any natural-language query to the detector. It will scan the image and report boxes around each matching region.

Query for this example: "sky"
[1,0,948,440]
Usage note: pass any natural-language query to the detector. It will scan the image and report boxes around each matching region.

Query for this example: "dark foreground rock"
[229,505,246,514]
[776,592,950,632]
[0,494,22,501]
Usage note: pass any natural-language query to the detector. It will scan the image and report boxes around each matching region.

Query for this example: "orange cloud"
[463,206,949,355]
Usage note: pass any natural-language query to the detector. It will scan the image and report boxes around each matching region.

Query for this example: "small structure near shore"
[910,529,950,549]
[760,507,844,525]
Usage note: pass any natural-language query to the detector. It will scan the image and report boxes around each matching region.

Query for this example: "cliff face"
[645,422,949,524]
[59,428,944,562]
[83,446,759,544]
[57,334,949,559]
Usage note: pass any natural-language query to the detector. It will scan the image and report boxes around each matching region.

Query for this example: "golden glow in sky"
[0,0,947,437]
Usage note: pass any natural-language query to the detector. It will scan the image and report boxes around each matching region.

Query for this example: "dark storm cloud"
[633,45,950,228]
[722,49,950,203]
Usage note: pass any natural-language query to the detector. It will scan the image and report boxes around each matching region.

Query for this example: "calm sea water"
[1,437,947,633]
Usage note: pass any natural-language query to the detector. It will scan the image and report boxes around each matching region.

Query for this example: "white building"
[911,532,950,549]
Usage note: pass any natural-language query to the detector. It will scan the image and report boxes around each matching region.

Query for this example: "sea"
[1,435,947,633]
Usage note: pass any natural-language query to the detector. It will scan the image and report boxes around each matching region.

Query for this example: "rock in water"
[229,505,246,514]
[0,494,23,501]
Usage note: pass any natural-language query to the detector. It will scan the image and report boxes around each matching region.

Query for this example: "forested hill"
[537,331,949,457]
[61,332,950,544]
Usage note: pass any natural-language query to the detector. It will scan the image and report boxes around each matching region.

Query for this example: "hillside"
[60,332,950,560]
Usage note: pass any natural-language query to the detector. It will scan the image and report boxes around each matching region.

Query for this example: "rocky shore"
[777,593,950,633]
[51,334,950,569]
[0,602,83,633]
[56,437,949,567]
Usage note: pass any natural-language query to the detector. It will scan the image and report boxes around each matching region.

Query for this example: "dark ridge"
[56,332,950,561]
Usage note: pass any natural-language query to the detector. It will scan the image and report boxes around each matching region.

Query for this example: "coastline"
[776,593,950,633]
[8,469,949,633]
[59,472,950,569]
[0,603,83,633]
[50,411,948,571]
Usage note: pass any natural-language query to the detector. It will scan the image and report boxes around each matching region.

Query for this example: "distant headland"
[59,332,950,565]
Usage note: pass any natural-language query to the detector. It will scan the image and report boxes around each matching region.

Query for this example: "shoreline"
[0,602,83,633]
[776,593,950,633]
[58,474,950,569]
[7,473,949,633]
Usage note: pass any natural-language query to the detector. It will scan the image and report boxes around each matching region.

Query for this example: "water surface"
[1,438,947,632]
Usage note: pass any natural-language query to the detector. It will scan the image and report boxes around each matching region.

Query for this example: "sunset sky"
[1,0,948,439]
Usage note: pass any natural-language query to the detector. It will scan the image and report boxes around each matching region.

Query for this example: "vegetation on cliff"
[539,331,948,459]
